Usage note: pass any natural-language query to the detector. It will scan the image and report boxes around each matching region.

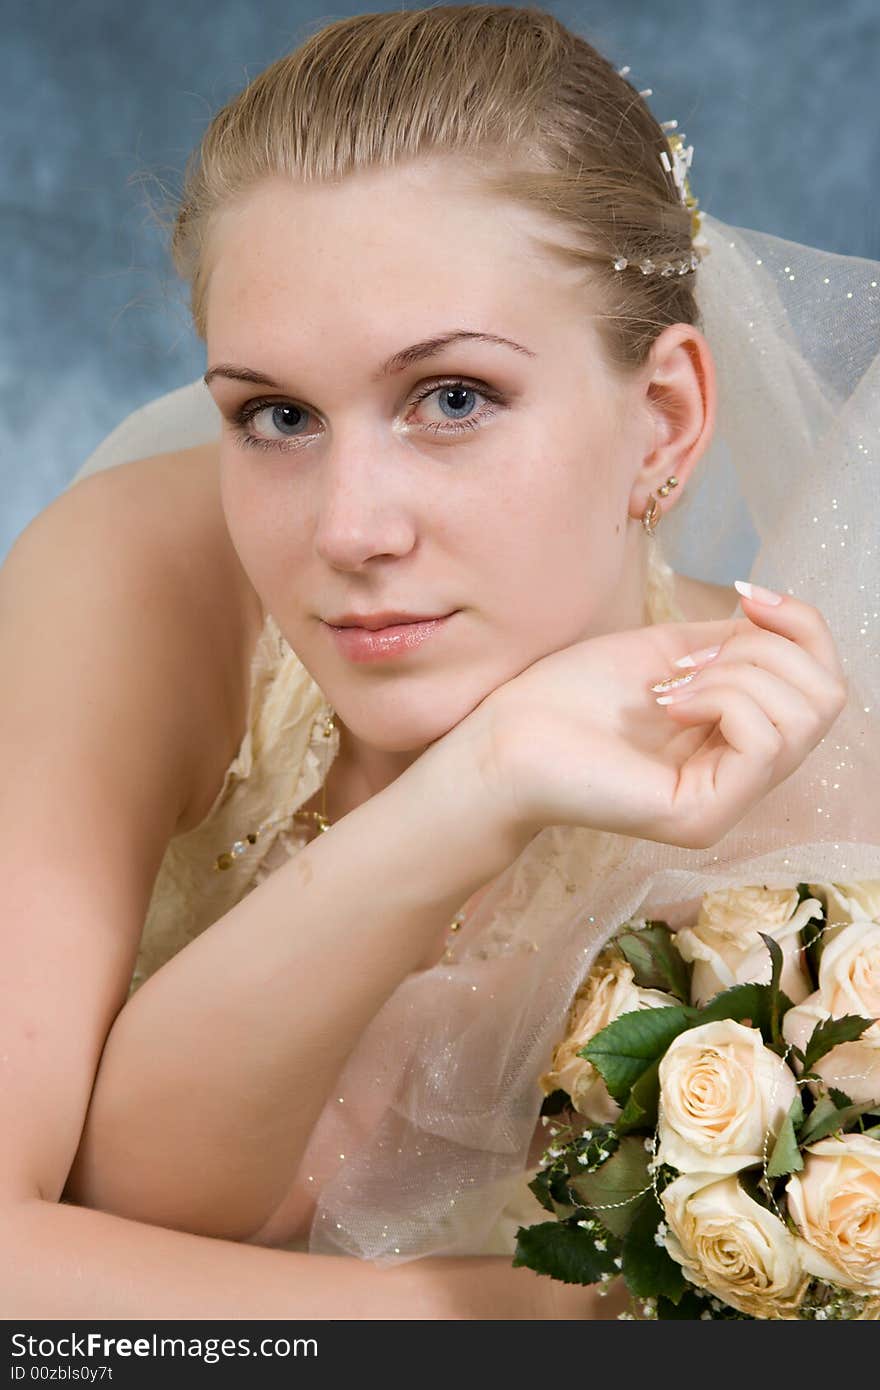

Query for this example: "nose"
[312,439,419,569]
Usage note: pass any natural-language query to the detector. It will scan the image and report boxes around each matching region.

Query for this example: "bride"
[2,6,874,1319]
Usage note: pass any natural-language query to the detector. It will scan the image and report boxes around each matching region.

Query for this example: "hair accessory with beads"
[611,67,709,277]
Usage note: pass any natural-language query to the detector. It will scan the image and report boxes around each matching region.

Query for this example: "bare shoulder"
[671,570,740,623]
[0,440,264,1205]
[63,440,265,833]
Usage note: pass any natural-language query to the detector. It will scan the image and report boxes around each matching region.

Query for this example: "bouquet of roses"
[513,881,880,1319]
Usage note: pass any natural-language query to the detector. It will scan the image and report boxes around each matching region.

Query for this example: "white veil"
[67,211,880,1264]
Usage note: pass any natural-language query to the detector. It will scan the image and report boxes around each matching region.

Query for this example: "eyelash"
[228,378,507,452]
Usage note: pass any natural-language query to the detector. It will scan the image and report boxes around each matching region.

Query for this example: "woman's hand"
[484,586,848,851]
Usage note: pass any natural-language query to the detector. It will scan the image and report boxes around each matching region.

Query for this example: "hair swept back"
[165,4,701,369]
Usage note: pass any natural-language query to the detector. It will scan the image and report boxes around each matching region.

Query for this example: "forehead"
[204,165,603,364]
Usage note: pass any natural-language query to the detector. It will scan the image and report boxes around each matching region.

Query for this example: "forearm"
[63,728,530,1241]
[1,1198,597,1320]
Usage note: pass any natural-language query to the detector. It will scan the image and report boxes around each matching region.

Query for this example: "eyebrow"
[203,330,536,390]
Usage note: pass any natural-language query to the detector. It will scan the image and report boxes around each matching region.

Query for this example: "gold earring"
[641,476,679,535]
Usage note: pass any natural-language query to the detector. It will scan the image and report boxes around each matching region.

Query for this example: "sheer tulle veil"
[67,212,880,1262]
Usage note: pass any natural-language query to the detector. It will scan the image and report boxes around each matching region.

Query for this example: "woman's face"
[204,160,658,770]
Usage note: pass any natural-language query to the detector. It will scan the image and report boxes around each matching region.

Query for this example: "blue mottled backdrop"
[3,0,879,558]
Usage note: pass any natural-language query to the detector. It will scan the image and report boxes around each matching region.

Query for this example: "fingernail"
[733,578,783,606]
[650,669,699,693]
[673,643,721,669]
[656,688,696,705]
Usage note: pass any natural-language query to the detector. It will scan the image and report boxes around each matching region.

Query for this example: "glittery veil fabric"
[65,213,879,1265]
[300,213,880,1263]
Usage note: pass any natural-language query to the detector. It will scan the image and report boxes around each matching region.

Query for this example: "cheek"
[218,447,257,546]
[218,449,297,580]
[478,457,619,629]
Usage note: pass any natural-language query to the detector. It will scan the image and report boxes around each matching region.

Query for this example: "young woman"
[3,7,874,1318]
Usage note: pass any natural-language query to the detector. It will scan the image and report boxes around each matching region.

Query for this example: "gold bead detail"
[642,494,660,535]
[212,705,336,871]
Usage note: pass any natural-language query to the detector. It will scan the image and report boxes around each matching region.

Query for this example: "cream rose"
[808,880,880,942]
[661,1172,809,1318]
[657,1019,798,1175]
[786,1134,880,1294]
[673,886,819,1008]
[540,948,677,1123]
[782,921,880,1106]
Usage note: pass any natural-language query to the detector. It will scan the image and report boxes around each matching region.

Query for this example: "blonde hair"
[168,4,700,371]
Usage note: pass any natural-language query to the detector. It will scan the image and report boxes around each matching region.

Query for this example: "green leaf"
[799,1091,880,1145]
[616,1058,662,1135]
[581,1005,694,1105]
[620,1193,687,1301]
[548,1197,580,1220]
[738,1168,778,1214]
[616,924,691,1002]
[512,1221,617,1285]
[568,1136,652,1238]
[759,931,784,997]
[757,932,787,1046]
[695,981,794,1046]
[697,981,769,1028]
[526,1169,556,1215]
[800,910,825,991]
[802,1014,875,1074]
[656,1291,751,1319]
[765,1094,805,1179]
[828,1085,855,1106]
[529,1145,588,1216]
[656,1290,708,1319]
[862,1124,880,1140]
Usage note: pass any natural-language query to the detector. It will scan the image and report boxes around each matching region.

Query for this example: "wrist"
[389,702,536,910]
[424,696,539,860]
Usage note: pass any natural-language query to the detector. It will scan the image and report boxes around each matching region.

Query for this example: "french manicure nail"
[650,669,699,693]
[673,643,721,669]
[733,579,783,606]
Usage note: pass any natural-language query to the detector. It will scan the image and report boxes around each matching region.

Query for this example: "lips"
[328,612,452,631]
[325,612,456,662]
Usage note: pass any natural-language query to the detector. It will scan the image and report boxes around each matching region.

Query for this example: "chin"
[341,717,454,756]
[339,686,491,756]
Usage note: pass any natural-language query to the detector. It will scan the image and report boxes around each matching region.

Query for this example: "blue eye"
[229,378,506,452]
[248,403,310,440]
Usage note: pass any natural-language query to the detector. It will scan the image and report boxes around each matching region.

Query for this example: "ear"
[626,322,717,525]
